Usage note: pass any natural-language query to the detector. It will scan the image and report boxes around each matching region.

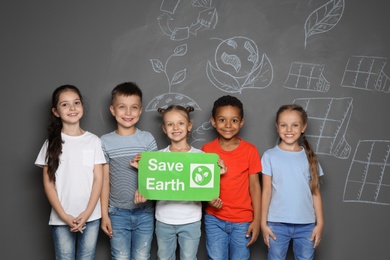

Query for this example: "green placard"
[138,151,220,201]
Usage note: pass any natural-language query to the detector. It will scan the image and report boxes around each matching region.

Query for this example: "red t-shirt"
[202,137,262,222]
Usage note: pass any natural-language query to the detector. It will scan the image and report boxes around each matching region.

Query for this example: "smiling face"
[276,109,307,151]
[110,94,142,135]
[162,109,192,144]
[211,105,244,142]
[52,90,83,126]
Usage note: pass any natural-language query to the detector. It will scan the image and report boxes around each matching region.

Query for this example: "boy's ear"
[109,105,115,116]
[240,118,245,127]
[210,117,216,128]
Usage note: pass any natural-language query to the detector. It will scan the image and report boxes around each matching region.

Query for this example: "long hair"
[276,104,320,194]
[46,85,83,182]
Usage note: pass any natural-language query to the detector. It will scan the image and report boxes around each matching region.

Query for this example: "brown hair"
[46,85,83,182]
[157,105,194,123]
[276,104,320,194]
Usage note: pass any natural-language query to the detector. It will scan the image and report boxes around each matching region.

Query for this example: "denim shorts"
[204,213,251,260]
[267,222,315,260]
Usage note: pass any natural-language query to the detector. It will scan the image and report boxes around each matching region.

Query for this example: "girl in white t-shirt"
[132,105,226,260]
[35,85,105,260]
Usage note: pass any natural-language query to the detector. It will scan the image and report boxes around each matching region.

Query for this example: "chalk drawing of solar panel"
[304,0,344,48]
[341,56,390,93]
[293,97,353,159]
[343,140,390,205]
[284,62,330,92]
[158,0,218,41]
[206,36,273,94]
[146,44,201,111]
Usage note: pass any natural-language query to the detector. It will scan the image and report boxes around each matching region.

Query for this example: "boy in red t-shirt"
[202,95,262,260]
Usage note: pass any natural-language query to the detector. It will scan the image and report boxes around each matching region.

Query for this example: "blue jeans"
[155,220,201,260]
[204,214,251,260]
[267,222,315,260]
[109,206,154,260]
[52,219,100,260]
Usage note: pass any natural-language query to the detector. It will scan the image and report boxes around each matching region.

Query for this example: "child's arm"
[311,189,324,248]
[42,166,77,230]
[71,163,103,232]
[100,164,113,238]
[261,174,276,248]
[246,173,261,247]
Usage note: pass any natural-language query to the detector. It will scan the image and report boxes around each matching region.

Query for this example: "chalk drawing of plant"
[304,0,345,48]
[146,44,200,111]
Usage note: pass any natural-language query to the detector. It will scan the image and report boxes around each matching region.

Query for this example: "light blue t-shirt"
[101,128,157,210]
[261,145,324,224]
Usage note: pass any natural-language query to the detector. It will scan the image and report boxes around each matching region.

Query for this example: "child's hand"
[134,189,147,204]
[129,154,142,169]
[261,224,276,248]
[217,159,227,174]
[208,198,223,209]
[71,212,88,233]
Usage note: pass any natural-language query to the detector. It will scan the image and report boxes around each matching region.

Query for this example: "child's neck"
[169,141,191,152]
[218,136,240,151]
[62,124,84,136]
[116,126,136,136]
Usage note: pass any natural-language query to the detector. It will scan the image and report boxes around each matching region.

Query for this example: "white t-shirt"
[35,131,106,225]
[155,146,203,225]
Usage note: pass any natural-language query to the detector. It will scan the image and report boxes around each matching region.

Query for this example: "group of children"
[35,82,324,260]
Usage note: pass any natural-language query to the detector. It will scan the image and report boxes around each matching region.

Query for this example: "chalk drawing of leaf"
[170,69,187,85]
[150,59,164,73]
[226,39,237,49]
[304,0,345,48]
[244,41,258,64]
[243,53,273,89]
[173,44,188,56]
[206,61,241,93]
[221,52,241,73]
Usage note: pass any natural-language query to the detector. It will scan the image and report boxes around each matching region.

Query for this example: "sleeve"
[147,132,158,151]
[248,145,262,174]
[260,151,272,176]
[34,140,48,168]
[94,137,107,165]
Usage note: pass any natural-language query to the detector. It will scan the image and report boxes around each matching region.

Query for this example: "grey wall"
[2,1,390,259]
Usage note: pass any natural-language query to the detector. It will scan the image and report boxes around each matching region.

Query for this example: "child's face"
[110,94,142,132]
[276,110,307,150]
[162,110,192,143]
[211,105,244,141]
[52,90,83,125]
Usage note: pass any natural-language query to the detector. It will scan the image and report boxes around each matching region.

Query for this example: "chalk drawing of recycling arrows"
[206,36,273,94]
[146,44,200,112]
[293,97,353,159]
[341,56,390,93]
[158,0,218,41]
[304,0,345,48]
[284,62,330,92]
[343,140,390,205]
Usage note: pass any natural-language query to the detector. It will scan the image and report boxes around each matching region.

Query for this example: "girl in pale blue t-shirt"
[261,104,324,260]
